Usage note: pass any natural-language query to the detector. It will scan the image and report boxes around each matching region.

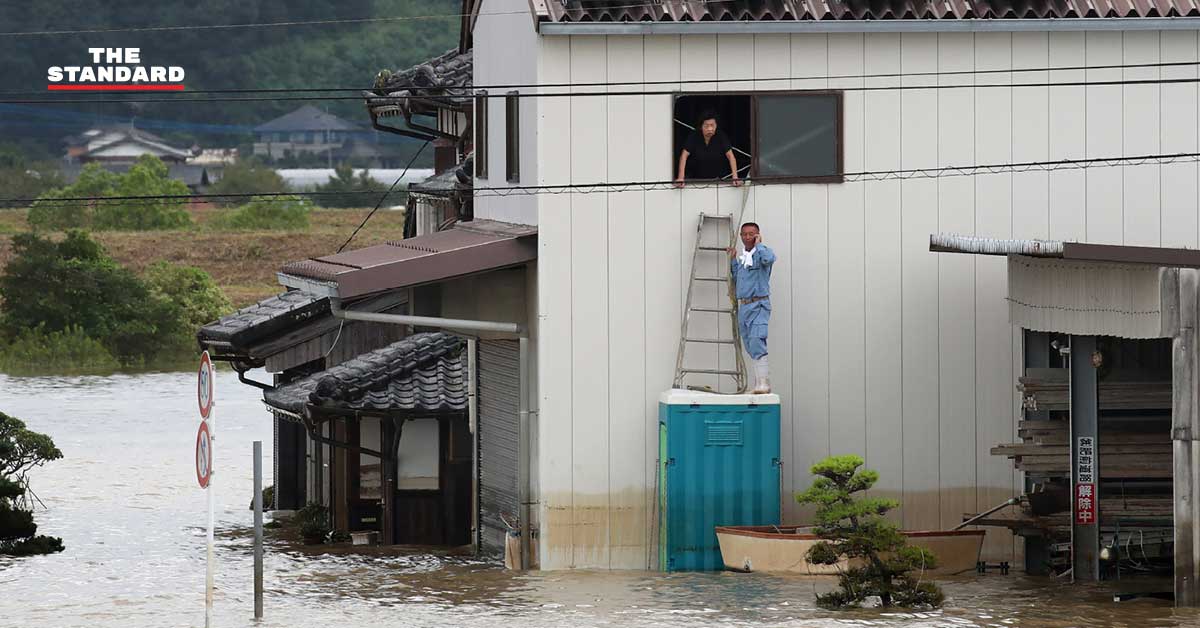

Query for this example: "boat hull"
[715,525,985,576]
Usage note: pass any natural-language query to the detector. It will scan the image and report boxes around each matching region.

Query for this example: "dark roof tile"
[263,332,468,415]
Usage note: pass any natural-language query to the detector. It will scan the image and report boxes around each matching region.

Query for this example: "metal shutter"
[477,339,520,556]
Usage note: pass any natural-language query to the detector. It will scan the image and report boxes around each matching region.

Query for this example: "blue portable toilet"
[658,389,781,572]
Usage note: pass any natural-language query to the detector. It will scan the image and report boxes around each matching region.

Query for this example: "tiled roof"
[410,156,473,196]
[198,290,329,349]
[537,0,1200,21]
[263,332,468,416]
[367,48,473,115]
[254,105,362,133]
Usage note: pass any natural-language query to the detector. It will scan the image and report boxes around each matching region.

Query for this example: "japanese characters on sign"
[1075,436,1096,526]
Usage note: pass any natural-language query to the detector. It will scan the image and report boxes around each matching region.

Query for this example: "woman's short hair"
[698,109,719,126]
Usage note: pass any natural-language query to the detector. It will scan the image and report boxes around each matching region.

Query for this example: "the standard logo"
[47,47,185,91]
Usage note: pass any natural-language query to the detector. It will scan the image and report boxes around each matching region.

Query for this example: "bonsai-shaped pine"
[0,411,64,556]
[796,455,944,610]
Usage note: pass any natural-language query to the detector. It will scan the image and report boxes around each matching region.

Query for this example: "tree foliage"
[796,455,944,610]
[0,411,64,556]
[1,0,457,162]
[28,156,192,231]
[0,231,202,365]
[144,262,233,330]
[212,195,311,230]
[313,164,387,208]
[206,159,290,207]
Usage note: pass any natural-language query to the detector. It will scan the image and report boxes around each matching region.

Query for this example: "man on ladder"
[728,222,775,394]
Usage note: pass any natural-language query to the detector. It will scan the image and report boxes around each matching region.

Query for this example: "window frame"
[505,91,520,183]
[672,90,844,185]
[474,91,488,178]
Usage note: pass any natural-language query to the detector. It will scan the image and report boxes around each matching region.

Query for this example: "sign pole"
[206,402,215,628]
[253,440,263,620]
[198,351,217,628]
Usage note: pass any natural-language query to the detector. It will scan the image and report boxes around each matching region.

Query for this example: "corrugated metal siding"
[477,339,521,555]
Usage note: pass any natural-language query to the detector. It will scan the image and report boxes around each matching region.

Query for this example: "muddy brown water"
[1,370,1198,628]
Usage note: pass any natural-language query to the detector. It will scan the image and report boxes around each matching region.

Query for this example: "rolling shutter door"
[477,339,520,556]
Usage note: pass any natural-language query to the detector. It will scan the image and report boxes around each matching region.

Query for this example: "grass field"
[0,204,406,307]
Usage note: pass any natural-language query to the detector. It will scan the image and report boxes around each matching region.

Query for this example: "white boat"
[715,525,985,576]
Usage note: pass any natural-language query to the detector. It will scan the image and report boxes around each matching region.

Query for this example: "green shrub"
[0,325,119,373]
[0,411,64,557]
[213,195,310,231]
[143,262,233,329]
[207,159,290,207]
[0,231,186,365]
[313,164,387,208]
[28,156,191,231]
[796,455,944,610]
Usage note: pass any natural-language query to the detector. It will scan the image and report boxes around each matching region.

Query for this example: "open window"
[673,92,843,184]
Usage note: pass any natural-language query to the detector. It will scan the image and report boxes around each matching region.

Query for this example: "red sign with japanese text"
[1075,482,1096,525]
[1075,436,1096,526]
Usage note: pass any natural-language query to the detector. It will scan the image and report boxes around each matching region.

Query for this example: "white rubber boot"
[751,355,771,394]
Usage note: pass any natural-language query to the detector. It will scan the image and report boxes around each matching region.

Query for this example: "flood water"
[2,370,1200,628]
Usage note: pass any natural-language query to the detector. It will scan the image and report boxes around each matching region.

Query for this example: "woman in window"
[674,110,741,187]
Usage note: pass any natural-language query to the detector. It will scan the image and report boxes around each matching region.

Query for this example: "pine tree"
[796,455,944,609]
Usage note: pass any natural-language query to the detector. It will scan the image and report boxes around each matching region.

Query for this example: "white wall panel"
[1048,32,1088,242]
[789,32,831,510]
[827,33,868,463]
[1085,31,1125,244]
[1123,31,1162,247]
[1012,33,1050,240]
[936,32,978,532]
[973,31,1017,563]
[534,35,574,569]
[568,35,610,569]
[899,32,941,532]
[606,36,648,569]
[641,36,682,570]
[862,32,904,515]
[1160,31,1199,249]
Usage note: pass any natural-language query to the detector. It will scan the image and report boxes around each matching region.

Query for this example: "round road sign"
[196,421,212,489]
[197,351,214,419]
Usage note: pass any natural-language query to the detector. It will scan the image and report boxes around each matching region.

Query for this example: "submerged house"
[205,0,1200,598]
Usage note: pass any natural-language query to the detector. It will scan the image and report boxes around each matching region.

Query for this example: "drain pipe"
[329,298,534,570]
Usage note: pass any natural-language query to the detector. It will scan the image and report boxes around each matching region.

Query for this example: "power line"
[8,58,1200,97]
[0,0,703,37]
[16,74,1200,106]
[338,141,430,252]
[5,151,1200,208]
[0,12,512,37]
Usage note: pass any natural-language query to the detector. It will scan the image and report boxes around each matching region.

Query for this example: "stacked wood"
[970,495,1174,532]
[992,419,1172,479]
[1018,377,1172,411]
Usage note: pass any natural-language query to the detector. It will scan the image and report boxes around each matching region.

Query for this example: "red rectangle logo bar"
[47,84,185,91]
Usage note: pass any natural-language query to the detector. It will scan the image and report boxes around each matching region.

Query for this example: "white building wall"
[526,29,1200,570]
[473,0,539,225]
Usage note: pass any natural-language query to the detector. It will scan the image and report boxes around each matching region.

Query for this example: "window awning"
[930,234,1196,339]
[278,219,537,299]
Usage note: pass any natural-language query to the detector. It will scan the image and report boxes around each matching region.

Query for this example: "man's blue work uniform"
[730,245,775,360]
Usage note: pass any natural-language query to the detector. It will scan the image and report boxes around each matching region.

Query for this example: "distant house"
[61,124,222,192]
[253,105,385,166]
[64,124,193,165]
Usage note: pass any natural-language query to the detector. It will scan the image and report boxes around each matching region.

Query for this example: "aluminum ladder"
[672,185,752,393]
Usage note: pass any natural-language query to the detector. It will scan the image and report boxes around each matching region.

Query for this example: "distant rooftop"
[254,105,362,133]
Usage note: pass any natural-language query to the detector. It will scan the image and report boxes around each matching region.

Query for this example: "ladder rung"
[694,276,728,282]
[685,337,736,344]
[681,368,742,375]
[691,307,733,313]
[702,214,732,220]
[698,246,728,251]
